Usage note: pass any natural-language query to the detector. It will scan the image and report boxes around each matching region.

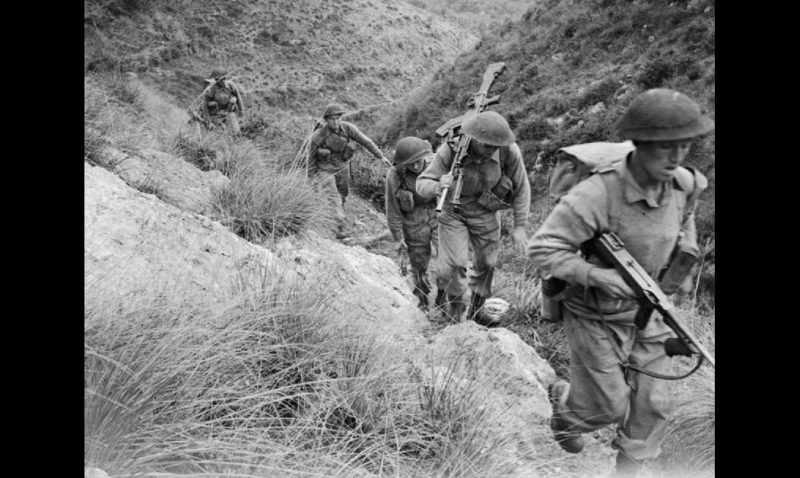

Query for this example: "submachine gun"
[586,231,715,378]
[435,62,507,213]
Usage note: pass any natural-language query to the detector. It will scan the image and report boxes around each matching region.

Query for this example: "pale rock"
[109,147,229,215]
[85,467,111,478]
[416,322,556,460]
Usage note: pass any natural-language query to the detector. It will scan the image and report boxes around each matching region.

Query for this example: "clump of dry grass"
[211,159,338,242]
[85,261,518,478]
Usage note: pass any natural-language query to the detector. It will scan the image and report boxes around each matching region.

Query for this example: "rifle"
[586,231,715,372]
[435,62,507,213]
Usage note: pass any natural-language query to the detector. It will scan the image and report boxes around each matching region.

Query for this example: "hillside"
[85,0,479,119]
[85,1,715,476]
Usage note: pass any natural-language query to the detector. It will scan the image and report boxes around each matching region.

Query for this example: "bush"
[212,161,338,242]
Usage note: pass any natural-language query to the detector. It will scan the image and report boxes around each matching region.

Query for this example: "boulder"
[416,322,557,455]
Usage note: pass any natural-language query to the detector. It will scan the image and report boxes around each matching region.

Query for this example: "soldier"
[527,89,714,477]
[416,111,530,326]
[200,68,244,135]
[307,104,391,220]
[385,137,448,311]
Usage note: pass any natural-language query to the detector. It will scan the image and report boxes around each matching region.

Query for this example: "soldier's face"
[635,139,692,182]
[407,158,425,173]
[326,115,342,129]
[471,140,499,159]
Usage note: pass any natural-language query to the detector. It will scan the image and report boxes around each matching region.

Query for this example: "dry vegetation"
[85,0,715,475]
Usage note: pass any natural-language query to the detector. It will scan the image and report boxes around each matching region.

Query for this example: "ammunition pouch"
[477,189,512,212]
[396,188,415,213]
[658,242,700,295]
[342,142,357,160]
[492,174,514,199]
[540,275,567,322]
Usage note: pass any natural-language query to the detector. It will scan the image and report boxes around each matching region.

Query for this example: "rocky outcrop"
[417,321,556,468]
[108,146,229,216]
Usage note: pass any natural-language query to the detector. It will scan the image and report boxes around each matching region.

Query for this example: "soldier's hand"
[380,156,392,168]
[511,226,527,255]
[438,173,454,191]
[398,242,409,276]
[588,267,637,300]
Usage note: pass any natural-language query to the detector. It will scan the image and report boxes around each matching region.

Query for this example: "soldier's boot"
[467,293,501,327]
[434,289,447,310]
[548,380,585,454]
[443,294,466,323]
[612,452,645,477]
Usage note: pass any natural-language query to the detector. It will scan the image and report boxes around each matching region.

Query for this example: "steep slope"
[85,0,479,118]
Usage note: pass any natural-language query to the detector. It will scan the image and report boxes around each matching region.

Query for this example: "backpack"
[548,140,635,204]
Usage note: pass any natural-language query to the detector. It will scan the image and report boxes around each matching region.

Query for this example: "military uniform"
[201,73,243,134]
[416,141,530,311]
[386,164,444,307]
[307,121,384,218]
[527,155,707,463]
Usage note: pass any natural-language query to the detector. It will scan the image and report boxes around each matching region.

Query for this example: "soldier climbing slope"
[527,88,714,478]
[198,68,244,135]
[306,103,391,221]
[416,111,530,326]
[385,137,448,311]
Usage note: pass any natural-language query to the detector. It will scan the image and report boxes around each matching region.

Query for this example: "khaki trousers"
[560,307,674,461]
[436,204,500,299]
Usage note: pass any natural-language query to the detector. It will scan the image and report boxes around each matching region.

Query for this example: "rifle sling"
[589,289,703,381]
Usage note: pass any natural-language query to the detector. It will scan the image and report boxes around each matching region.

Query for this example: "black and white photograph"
[84,1,716,477]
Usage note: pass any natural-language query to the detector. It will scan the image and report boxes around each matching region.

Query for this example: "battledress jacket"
[527,156,707,322]
[415,142,531,230]
[385,165,437,242]
[307,121,383,176]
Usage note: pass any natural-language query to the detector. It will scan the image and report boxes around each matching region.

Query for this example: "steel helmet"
[462,111,516,146]
[322,103,347,119]
[393,137,432,166]
[206,68,227,83]
[480,297,511,323]
[615,88,715,141]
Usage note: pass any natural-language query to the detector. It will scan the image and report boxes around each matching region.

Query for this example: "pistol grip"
[634,304,654,330]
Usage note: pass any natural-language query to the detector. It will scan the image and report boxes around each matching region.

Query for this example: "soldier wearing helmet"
[306,103,391,221]
[385,137,448,311]
[416,110,531,326]
[527,88,714,477]
[199,68,244,134]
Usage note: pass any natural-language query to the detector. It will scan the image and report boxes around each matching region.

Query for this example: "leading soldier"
[527,89,714,477]
[416,111,530,326]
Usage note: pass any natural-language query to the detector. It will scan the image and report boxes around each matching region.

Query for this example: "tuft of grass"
[86,260,521,478]
[211,160,338,242]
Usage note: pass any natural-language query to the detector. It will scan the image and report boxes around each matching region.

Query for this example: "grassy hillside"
[84,0,478,119]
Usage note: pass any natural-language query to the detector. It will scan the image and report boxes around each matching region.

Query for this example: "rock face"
[85,161,425,336]
[85,161,273,305]
[416,321,557,474]
[109,147,229,216]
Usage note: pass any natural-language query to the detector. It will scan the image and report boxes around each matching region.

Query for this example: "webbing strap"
[589,289,703,381]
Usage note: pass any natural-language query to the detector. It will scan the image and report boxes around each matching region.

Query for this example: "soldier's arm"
[527,177,610,287]
[385,170,405,242]
[415,144,452,199]
[344,123,384,159]
[506,143,531,230]
[230,81,244,115]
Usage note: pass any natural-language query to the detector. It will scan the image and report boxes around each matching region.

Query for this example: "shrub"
[212,161,337,242]
[636,58,675,89]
